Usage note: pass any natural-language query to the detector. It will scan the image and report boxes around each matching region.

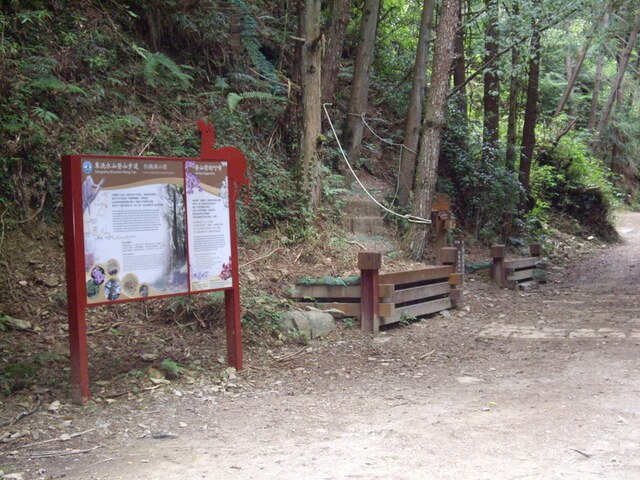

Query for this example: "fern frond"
[227,91,286,112]
[31,106,59,123]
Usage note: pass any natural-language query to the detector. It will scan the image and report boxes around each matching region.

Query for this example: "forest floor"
[1,212,640,479]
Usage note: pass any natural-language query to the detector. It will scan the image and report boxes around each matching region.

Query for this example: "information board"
[80,158,232,304]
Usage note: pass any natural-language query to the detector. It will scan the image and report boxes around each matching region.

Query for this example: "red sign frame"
[62,121,248,404]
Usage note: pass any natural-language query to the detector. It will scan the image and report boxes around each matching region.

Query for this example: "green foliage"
[160,358,183,379]
[133,45,193,90]
[532,133,618,239]
[227,91,286,112]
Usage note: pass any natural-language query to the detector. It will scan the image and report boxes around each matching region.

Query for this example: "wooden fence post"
[491,244,506,288]
[530,243,541,257]
[358,252,381,334]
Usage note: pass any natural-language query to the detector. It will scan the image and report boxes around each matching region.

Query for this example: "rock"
[245,272,257,283]
[59,433,71,441]
[456,376,484,384]
[44,277,59,288]
[439,310,452,319]
[1,315,32,331]
[18,280,28,286]
[140,353,158,362]
[279,311,336,339]
[47,400,61,412]
[323,308,345,320]
[4,473,25,480]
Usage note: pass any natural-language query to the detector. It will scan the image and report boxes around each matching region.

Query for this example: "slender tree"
[518,0,542,205]
[482,0,500,163]
[397,0,436,207]
[341,0,381,175]
[596,9,640,135]
[299,0,323,208]
[588,12,609,130]
[408,0,461,261]
[322,0,350,104]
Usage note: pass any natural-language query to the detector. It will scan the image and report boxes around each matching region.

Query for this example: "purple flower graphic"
[90,266,106,285]
[185,161,203,195]
[220,257,232,280]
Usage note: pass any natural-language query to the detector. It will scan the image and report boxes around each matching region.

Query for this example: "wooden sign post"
[62,121,248,404]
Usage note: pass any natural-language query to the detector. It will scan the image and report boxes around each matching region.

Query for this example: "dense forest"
[1,0,639,255]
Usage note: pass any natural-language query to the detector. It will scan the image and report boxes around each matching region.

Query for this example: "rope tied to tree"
[323,104,431,225]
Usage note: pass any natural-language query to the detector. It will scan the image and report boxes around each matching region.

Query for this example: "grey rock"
[1,315,32,331]
[324,308,345,320]
[44,276,59,288]
[245,272,257,283]
[279,311,336,339]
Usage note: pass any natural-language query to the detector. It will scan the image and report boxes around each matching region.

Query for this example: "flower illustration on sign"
[185,160,203,195]
[220,257,232,280]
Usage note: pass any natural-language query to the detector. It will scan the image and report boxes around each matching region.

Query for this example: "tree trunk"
[321,0,350,104]
[596,10,640,135]
[588,13,608,131]
[518,2,542,206]
[482,0,500,163]
[553,21,599,117]
[397,0,436,207]
[407,0,460,261]
[505,44,520,172]
[299,0,323,209]
[452,0,468,122]
[341,0,381,175]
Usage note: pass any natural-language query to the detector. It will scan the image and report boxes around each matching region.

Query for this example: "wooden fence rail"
[289,249,463,333]
[491,243,547,289]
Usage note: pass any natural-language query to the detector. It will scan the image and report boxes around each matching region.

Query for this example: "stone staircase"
[343,191,398,253]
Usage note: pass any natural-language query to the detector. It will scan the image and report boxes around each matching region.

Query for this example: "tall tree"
[596,9,640,135]
[482,0,500,163]
[505,41,520,171]
[397,0,436,207]
[322,0,350,104]
[518,0,542,205]
[341,0,381,174]
[452,0,468,121]
[408,0,461,261]
[588,12,609,130]
[298,0,323,208]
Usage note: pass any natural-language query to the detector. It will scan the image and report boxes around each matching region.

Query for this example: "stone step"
[345,197,382,216]
[345,216,386,236]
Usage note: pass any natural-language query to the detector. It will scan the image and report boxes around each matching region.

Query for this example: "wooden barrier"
[491,243,547,289]
[290,249,462,333]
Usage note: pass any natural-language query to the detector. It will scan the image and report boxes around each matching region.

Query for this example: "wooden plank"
[506,269,535,282]
[380,297,452,326]
[379,284,395,298]
[290,285,360,300]
[379,266,453,286]
[504,257,538,270]
[390,282,450,304]
[314,302,395,318]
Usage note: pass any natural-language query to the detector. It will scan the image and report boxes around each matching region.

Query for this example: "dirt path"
[3,213,640,480]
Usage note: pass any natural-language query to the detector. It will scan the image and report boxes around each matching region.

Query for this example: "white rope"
[323,104,432,225]
[351,112,418,154]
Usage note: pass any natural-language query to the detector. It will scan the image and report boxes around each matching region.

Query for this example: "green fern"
[29,77,86,95]
[227,92,286,112]
[133,45,193,90]
[31,106,59,123]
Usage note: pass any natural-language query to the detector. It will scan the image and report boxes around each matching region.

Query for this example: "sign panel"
[185,160,232,291]
[80,157,232,304]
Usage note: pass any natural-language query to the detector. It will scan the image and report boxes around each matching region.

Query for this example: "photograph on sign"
[82,158,188,303]
[185,160,233,291]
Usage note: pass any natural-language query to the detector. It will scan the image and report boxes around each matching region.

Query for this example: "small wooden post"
[491,244,506,288]
[358,252,381,334]
[441,247,458,270]
[530,243,541,257]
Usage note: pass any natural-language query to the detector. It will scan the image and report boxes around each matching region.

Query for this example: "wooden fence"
[491,243,547,289]
[289,250,463,333]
